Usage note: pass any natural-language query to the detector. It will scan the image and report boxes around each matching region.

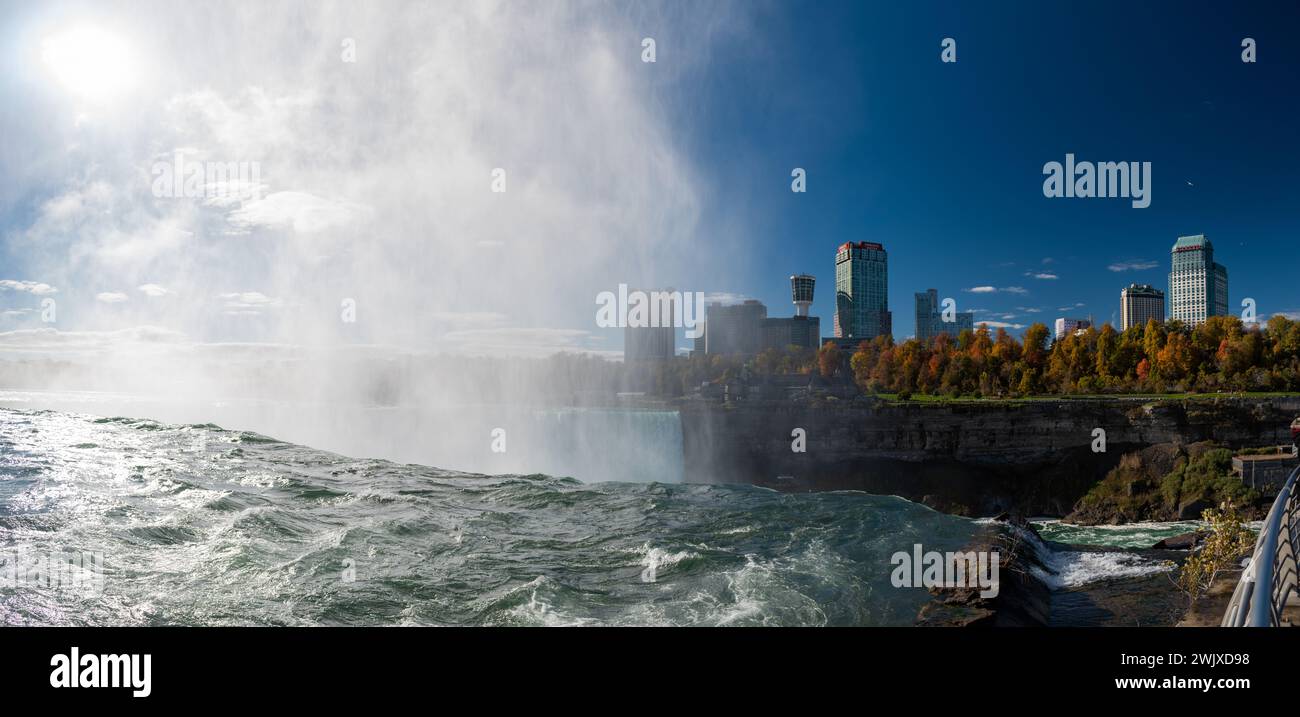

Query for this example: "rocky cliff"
[678,396,1300,517]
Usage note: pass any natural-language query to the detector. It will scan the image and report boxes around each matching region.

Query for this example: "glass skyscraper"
[833,241,891,340]
[1169,234,1227,326]
[914,288,974,342]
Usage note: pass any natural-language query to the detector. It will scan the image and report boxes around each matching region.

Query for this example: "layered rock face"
[679,397,1300,517]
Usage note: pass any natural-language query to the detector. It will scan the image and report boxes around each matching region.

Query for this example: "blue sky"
[0,0,1296,361]
[667,0,1300,339]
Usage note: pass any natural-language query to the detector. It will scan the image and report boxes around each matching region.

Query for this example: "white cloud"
[217,292,281,314]
[1027,272,1057,280]
[0,280,58,295]
[439,327,604,358]
[226,191,372,235]
[965,286,997,294]
[1108,260,1158,272]
[138,284,170,297]
[96,292,129,303]
[0,326,187,354]
[976,320,1024,330]
[704,292,753,305]
[965,286,1027,295]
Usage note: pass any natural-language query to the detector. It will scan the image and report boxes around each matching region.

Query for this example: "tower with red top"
[833,241,891,340]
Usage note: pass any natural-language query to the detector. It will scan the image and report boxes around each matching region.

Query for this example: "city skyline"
[660,2,1297,353]
[694,227,1248,359]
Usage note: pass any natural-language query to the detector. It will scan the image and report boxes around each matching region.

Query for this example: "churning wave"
[0,407,990,626]
[1000,521,1174,589]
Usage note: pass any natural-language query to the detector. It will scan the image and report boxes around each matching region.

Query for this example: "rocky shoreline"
[916,517,1196,627]
[674,395,1289,627]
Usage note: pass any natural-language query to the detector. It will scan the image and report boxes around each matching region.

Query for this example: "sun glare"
[41,27,134,100]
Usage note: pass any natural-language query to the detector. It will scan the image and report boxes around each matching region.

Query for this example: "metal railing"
[1222,464,1300,626]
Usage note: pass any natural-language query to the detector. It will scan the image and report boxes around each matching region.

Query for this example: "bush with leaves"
[1175,502,1256,604]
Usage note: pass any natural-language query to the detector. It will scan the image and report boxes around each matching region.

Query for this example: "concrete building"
[833,241,891,341]
[1120,283,1165,331]
[759,274,821,352]
[762,316,821,351]
[1234,451,1300,493]
[1054,317,1092,340]
[705,300,767,356]
[914,288,974,342]
[1169,234,1228,326]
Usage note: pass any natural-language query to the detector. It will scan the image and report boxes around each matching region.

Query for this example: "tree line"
[826,314,1300,397]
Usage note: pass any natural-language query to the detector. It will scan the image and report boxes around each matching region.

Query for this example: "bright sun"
[41,27,134,100]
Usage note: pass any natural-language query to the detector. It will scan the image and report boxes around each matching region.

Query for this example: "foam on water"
[0,407,981,626]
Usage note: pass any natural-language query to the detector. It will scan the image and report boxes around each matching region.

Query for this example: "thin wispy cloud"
[704,292,753,305]
[1107,260,1158,272]
[0,280,58,295]
[95,292,129,303]
[964,286,1028,295]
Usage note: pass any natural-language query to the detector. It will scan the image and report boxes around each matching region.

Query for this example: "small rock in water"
[1150,531,1206,550]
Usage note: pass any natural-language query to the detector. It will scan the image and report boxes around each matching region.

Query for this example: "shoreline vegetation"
[1065,441,1265,524]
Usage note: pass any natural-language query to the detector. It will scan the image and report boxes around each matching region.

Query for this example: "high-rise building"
[691,326,706,356]
[1054,317,1092,340]
[624,289,676,362]
[1169,234,1228,326]
[704,300,767,356]
[833,241,891,340]
[914,288,974,342]
[1120,283,1165,331]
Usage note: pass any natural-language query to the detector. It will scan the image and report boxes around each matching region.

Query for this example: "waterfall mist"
[1,1,750,480]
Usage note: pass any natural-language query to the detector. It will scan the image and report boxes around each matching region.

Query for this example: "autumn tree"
[817,342,842,379]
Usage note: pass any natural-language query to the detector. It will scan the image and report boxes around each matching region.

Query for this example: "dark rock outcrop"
[680,396,1299,517]
[915,517,1051,627]
[1151,531,1207,550]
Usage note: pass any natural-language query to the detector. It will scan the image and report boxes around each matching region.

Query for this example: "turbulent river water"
[0,406,1179,626]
